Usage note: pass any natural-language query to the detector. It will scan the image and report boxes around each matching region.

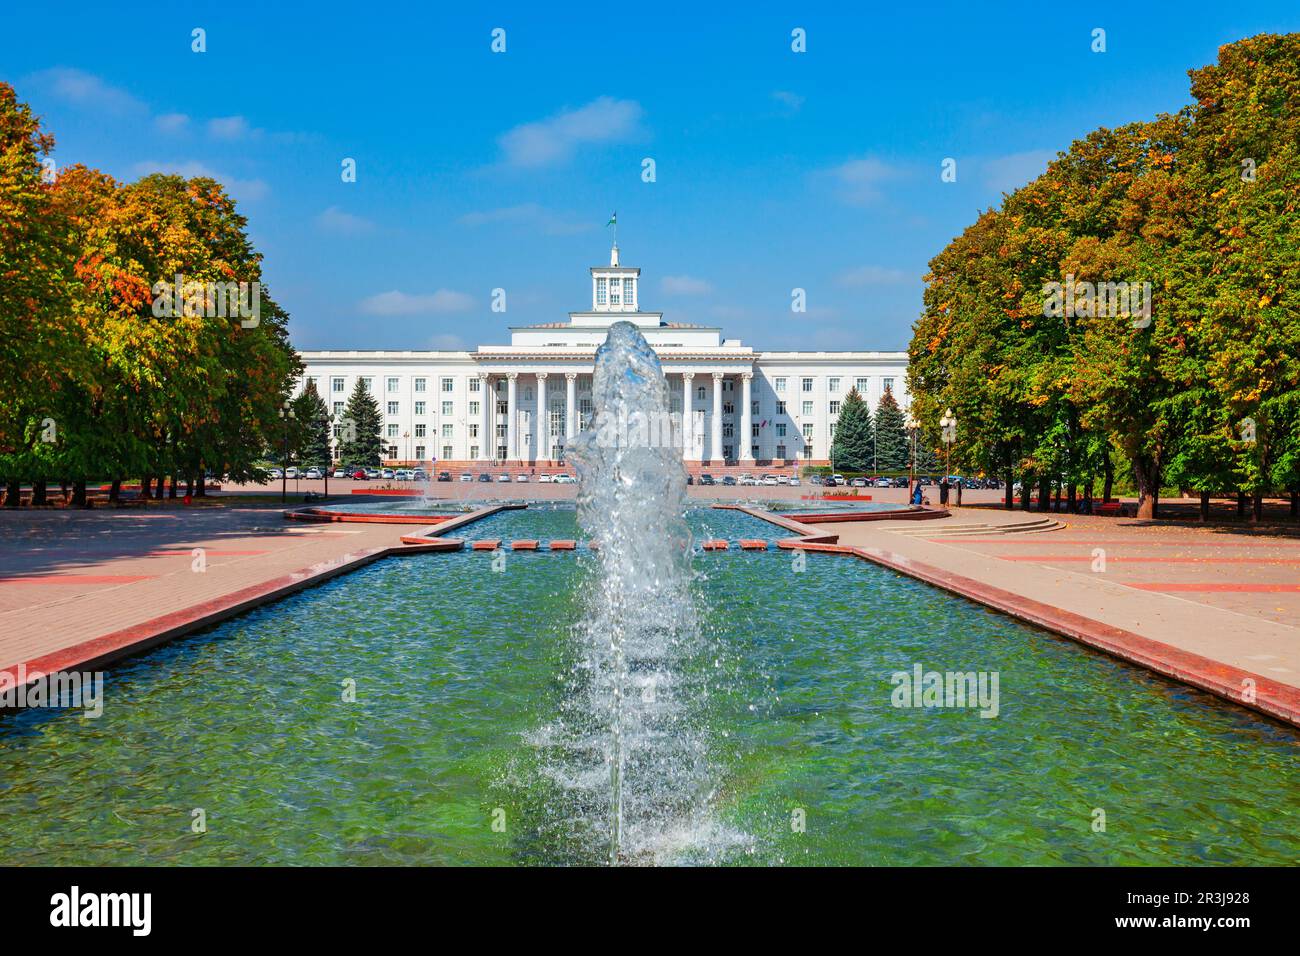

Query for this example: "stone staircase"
[890,515,1065,538]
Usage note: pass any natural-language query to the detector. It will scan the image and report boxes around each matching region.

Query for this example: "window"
[387,402,399,415]
[469,378,480,393]
[497,399,507,415]
[697,386,706,400]
[496,379,506,395]
[624,278,635,306]
[442,401,453,416]
[802,423,814,440]
[496,423,507,439]
[387,424,398,438]
[414,378,427,393]
[496,444,508,460]
[469,423,479,438]
[723,380,734,392]
[723,423,734,438]
[414,445,425,459]
[828,377,840,394]
[883,377,895,393]
[724,445,734,460]
[776,444,787,459]
[751,424,760,438]
[775,377,787,393]
[776,423,787,437]
[802,401,814,416]
[801,377,814,392]
[387,445,397,458]
[829,401,841,415]
[468,400,479,416]
[470,445,480,460]
[387,377,399,393]
[414,401,426,416]
[855,377,869,393]
[442,445,453,460]
[777,401,787,416]
[610,278,621,306]
[751,400,759,416]
[332,402,344,416]
[442,424,453,438]
[723,402,735,415]
[441,377,454,392]
[596,277,607,305]
[360,377,373,393]
[414,424,426,438]
[332,377,345,393]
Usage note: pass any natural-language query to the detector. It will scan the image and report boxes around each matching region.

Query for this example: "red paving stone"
[0,574,156,585]
[549,540,577,551]
[471,539,502,551]
[511,540,540,551]
[739,539,769,550]
[149,549,270,556]
[700,540,729,550]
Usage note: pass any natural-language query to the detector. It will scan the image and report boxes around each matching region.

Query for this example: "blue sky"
[4,2,1298,351]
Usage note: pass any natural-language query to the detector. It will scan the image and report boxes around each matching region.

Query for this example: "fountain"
[559,321,718,863]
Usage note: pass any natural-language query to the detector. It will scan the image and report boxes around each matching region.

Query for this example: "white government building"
[298,243,909,470]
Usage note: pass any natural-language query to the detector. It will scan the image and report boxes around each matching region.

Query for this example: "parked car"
[331,468,349,479]
[873,477,892,488]
[849,477,869,487]
[437,471,451,482]
[515,474,529,482]
[823,476,838,487]
[304,467,323,480]
[459,473,474,482]
[553,474,576,484]
[351,468,367,480]
[285,466,299,479]
[538,474,553,483]
[365,468,380,479]
[831,474,846,484]
[788,476,801,486]
[413,469,429,481]
[477,473,492,483]
[496,473,511,482]
[761,475,780,486]
[379,468,394,479]
[392,469,411,481]
[721,475,737,486]
[737,474,757,486]
[268,467,284,479]
[808,474,823,486]
[698,474,716,486]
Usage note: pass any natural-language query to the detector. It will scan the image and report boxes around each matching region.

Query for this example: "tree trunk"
[1004,461,1014,510]
[32,480,47,506]
[1199,490,1210,522]
[1252,491,1263,523]
[185,475,194,497]
[72,480,87,508]
[1036,476,1050,512]
[1020,474,1032,511]
[1083,480,1094,515]
[140,475,153,499]
[1133,457,1159,520]
[1067,483,1077,513]
[1054,482,1062,511]
[4,479,20,507]
[1237,491,1247,518]
[169,474,178,498]
[60,480,69,502]
[1102,450,1114,503]
[1292,488,1298,518]
[109,479,122,503]
[196,471,207,497]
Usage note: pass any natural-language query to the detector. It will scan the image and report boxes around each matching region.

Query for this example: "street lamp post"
[905,411,919,495]
[278,399,295,504]
[939,407,958,505]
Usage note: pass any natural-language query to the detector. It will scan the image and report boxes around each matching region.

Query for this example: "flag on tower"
[606,212,617,227]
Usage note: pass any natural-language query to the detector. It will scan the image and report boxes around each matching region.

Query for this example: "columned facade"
[298,242,909,470]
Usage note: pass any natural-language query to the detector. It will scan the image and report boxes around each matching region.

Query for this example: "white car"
[332,468,349,479]
[552,474,576,484]
[268,467,284,479]
[459,473,474,482]
[285,466,299,479]
[788,476,801,486]
[538,474,553,483]
[761,475,779,486]
[515,474,529,482]
[737,474,758,486]
[304,467,322,480]
[496,474,511,482]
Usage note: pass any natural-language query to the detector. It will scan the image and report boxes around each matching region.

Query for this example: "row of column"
[481,370,754,464]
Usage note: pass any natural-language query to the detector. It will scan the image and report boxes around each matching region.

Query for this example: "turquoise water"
[0,507,1295,865]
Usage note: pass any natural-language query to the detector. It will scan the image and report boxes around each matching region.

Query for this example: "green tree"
[294,381,332,467]
[873,389,909,470]
[830,388,874,471]
[336,378,383,466]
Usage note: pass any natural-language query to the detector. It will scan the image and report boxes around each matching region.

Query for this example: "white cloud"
[27,68,146,115]
[979,149,1056,196]
[660,275,713,296]
[772,90,804,111]
[822,155,900,205]
[315,206,376,235]
[458,203,592,235]
[208,115,256,140]
[154,113,190,133]
[836,265,912,287]
[129,159,269,201]
[360,290,476,316]
[497,97,643,168]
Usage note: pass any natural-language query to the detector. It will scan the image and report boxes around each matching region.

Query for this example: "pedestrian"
[939,477,950,505]
[911,481,923,506]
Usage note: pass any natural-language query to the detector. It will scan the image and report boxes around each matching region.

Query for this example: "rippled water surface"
[0,507,1295,865]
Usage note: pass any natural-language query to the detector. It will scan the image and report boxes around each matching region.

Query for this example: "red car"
[351,469,366,480]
